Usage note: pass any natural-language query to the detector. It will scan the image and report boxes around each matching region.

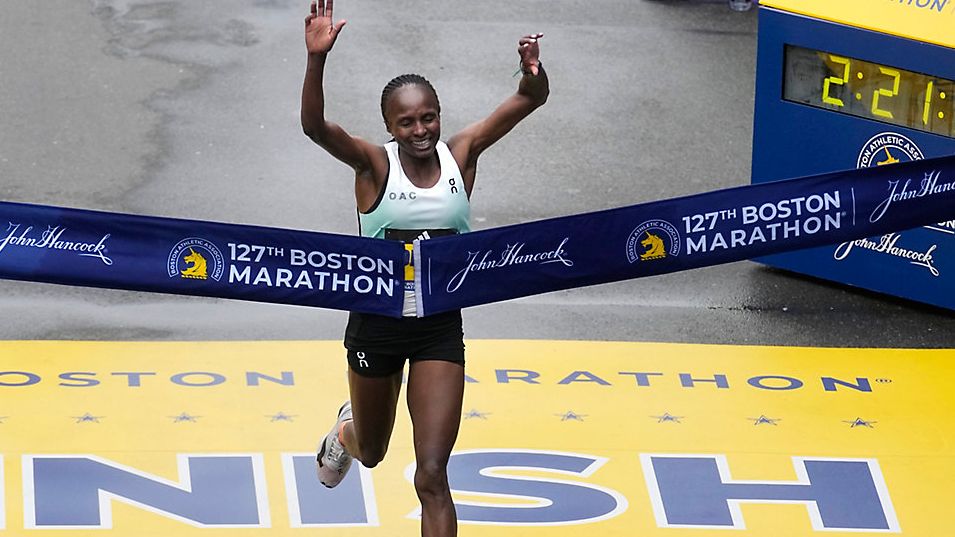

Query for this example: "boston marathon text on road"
[0,369,878,392]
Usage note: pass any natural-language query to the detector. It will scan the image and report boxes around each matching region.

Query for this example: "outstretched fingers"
[310,0,344,35]
[305,0,317,25]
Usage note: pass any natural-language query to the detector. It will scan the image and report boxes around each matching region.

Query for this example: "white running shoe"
[316,401,354,488]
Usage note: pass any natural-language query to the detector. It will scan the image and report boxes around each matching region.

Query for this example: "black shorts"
[344,310,465,377]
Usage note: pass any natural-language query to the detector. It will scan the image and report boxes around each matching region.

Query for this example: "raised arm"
[448,33,550,189]
[301,0,380,173]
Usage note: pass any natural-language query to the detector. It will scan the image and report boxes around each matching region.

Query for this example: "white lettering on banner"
[833,234,940,276]
[229,265,394,296]
[225,247,396,297]
[683,191,844,255]
[686,216,844,254]
[0,223,112,265]
[927,220,955,235]
[289,249,394,274]
[740,193,841,224]
[446,238,573,293]
[870,170,955,223]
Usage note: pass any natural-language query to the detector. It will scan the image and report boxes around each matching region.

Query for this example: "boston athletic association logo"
[856,132,923,169]
[626,220,681,263]
[167,237,224,281]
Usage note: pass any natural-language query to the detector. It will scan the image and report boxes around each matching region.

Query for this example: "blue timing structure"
[2,155,954,317]
[752,6,955,309]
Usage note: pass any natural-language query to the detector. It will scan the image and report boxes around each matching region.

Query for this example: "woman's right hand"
[518,33,543,76]
[305,0,346,55]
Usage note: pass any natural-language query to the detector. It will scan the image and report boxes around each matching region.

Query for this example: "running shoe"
[316,401,354,488]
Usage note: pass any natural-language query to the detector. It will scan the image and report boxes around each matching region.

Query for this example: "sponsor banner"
[0,202,405,317]
[416,154,955,316]
[1,340,953,535]
[823,133,952,286]
[2,155,954,317]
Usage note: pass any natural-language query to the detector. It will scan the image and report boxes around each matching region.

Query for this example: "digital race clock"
[782,45,954,139]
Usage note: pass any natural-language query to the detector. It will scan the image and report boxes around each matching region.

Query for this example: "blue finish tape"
[417,155,955,315]
[2,155,953,317]
[0,203,406,317]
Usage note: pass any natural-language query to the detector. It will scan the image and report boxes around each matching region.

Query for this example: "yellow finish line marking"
[1,340,952,535]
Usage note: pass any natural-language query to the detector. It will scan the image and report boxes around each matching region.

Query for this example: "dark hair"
[380,74,440,125]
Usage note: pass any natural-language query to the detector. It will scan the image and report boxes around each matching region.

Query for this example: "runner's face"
[385,85,441,159]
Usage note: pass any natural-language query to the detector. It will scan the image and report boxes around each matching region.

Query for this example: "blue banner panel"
[416,155,955,316]
[0,202,405,317]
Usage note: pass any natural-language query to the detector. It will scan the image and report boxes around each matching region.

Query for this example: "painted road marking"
[1,340,951,535]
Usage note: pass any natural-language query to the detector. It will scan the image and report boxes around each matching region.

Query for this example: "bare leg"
[341,368,403,467]
[407,360,465,537]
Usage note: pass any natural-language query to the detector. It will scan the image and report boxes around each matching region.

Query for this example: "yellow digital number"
[822,54,850,107]
[922,80,934,125]
[871,67,900,119]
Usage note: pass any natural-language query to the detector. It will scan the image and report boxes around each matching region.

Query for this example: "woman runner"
[300,1,548,535]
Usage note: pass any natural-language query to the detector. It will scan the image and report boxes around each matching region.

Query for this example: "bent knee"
[414,460,450,496]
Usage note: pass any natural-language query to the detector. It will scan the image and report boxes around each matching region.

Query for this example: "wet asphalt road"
[0,0,952,347]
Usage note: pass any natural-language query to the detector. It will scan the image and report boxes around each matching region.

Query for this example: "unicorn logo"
[167,238,225,282]
[180,248,208,279]
[640,232,667,260]
[626,219,681,264]
[857,132,922,168]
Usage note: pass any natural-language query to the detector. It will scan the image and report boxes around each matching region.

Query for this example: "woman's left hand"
[518,33,543,76]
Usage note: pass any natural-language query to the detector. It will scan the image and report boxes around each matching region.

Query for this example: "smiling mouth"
[411,138,431,150]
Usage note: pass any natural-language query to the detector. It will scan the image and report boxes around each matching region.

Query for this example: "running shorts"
[344,309,465,377]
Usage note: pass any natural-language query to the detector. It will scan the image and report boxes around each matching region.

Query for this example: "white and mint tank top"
[359,140,471,316]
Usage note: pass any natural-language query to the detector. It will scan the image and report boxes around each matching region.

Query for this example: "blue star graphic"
[73,413,103,423]
[267,412,297,422]
[749,415,781,426]
[651,412,683,423]
[844,417,877,428]
[556,411,587,422]
[170,412,200,423]
[463,409,490,420]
